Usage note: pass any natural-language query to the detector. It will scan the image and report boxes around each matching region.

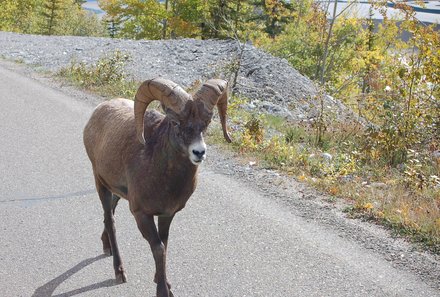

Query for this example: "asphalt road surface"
[0,62,439,297]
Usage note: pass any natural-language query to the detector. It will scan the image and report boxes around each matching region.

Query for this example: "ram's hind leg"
[101,194,121,256]
[96,181,127,283]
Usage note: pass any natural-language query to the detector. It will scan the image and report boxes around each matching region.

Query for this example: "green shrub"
[58,50,137,98]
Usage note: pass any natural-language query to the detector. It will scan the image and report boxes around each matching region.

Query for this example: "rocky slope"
[0,31,353,121]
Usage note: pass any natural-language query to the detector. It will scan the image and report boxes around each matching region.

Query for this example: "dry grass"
[57,50,138,99]
[207,96,440,253]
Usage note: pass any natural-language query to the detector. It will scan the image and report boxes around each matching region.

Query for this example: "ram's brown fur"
[83,78,230,297]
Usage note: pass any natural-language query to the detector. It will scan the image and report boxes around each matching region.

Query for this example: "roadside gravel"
[0,31,355,122]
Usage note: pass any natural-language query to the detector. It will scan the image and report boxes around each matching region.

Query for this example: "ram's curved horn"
[134,78,191,144]
[193,79,232,143]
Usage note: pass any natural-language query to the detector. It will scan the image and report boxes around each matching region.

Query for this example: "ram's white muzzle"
[188,135,207,165]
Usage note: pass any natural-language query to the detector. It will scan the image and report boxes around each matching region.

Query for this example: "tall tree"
[0,0,42,33]
[41,0,65,35]
[318,0,338,85]
[165,0,205,38]
[200,0,256,39]
[261,0,295,38]
[99,0,167,39]
[57,3,107,36]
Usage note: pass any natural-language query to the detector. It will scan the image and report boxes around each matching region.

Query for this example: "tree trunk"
[162,0,169,39]
[319,0,338,85]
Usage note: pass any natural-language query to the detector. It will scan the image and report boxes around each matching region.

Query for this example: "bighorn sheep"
[83,77,231,297]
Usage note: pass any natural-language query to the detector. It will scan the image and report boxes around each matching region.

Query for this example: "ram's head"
[134,78,231,165]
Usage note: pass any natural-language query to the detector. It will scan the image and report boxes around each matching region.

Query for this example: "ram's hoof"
[156,289,173,297]
[103,248,112,256]
[116,271,127,284]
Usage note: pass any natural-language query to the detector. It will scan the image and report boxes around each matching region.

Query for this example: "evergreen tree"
[41,0,64,35]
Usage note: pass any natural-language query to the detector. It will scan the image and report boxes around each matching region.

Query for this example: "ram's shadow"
[32,254,119,297]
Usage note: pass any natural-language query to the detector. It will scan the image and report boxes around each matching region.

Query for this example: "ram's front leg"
[155,215,174,290]
[134,211,173,297]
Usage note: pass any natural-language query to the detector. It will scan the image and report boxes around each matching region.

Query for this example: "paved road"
[0,63,438,297]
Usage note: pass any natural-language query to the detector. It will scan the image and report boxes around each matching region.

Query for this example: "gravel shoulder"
[0,32,357,122]
[1,58,439,292]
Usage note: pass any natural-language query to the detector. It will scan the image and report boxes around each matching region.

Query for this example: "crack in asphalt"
[0,189,96,204]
